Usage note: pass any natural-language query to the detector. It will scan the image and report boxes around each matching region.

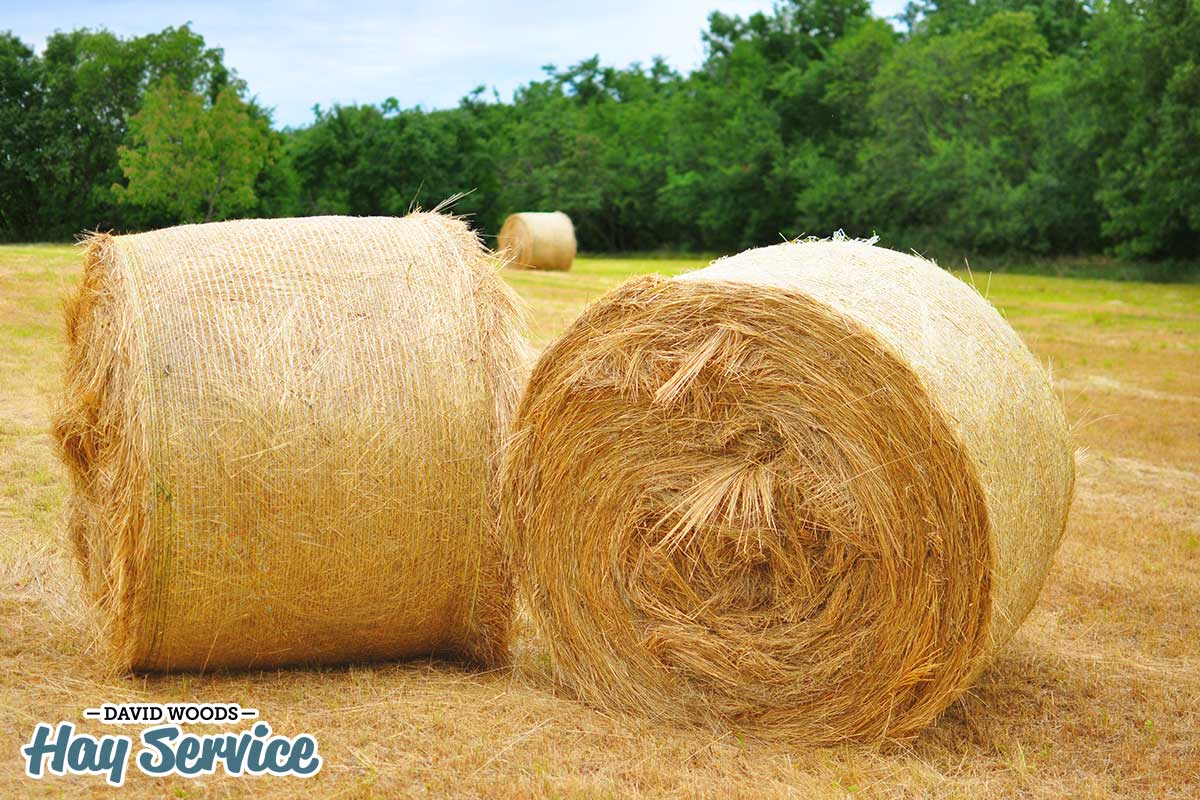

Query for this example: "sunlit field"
[1,244,1197,798]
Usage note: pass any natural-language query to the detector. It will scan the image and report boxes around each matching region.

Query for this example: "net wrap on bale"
[498,212,576,271]
[54,213,526,672]
[502,239,1074,743]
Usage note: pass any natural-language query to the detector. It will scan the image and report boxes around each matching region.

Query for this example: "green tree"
[113,76,271,223]
[902,0,1092,53]
[4,9,1198,269]
[1026,50,1103,252]
[861,11,1050,252]
[657,1,879,250]
[286,95,501,228]
[493,58,682,250]
[777,17,897,237]
[35,25,234,235]
[1083,0,1199,258]
[0,33,46,240]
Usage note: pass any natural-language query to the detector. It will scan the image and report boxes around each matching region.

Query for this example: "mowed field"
[1,243,1197,798]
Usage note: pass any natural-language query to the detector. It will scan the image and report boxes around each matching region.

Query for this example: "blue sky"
[6,1,909,128]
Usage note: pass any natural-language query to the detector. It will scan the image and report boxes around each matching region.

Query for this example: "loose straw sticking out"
[498,212,577,271]
[502,239,1074,743]
[53,212,526,672]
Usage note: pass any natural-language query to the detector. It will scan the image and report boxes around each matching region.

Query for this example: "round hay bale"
[502,238,1074,742]
[53,213,526,672]
[498,212,576,271]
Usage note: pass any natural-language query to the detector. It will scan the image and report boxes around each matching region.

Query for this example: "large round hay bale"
[53,213,526,672]
[497,212,576,271]
[502,238,1074,742]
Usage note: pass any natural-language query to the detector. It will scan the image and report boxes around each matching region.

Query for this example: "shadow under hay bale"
[53,212,526,673]
[498,212,576,271]
[502,238,1075,743]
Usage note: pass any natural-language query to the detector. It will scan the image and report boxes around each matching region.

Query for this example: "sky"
[6,0,910,128]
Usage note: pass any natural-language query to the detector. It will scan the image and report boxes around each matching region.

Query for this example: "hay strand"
[54,213,526,672]
[502,238,1074,743]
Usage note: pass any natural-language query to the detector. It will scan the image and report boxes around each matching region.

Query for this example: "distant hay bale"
[498,212,576,271]
[502,238,1074,743]
[53,213,526,672]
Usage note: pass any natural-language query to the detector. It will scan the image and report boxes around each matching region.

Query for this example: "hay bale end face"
[54,213,526,672]
[502,239,1074,743]
[498,212,576,271]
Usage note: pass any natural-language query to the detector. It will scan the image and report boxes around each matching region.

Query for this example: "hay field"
[1,243,1197,798]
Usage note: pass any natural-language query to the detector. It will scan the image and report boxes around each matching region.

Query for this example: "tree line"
[1,0,1197,271]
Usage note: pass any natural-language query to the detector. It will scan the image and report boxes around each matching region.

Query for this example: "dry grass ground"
[1,244,1196,798]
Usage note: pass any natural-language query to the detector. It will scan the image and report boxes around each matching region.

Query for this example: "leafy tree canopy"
[2,0,1197,270]
[113,76,271,223]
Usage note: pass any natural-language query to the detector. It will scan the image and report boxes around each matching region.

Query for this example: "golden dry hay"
[53,212,526,672]
[497,212,577,271]
[502,238,1075,743]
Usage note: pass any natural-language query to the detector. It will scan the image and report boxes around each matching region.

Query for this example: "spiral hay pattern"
[503,239,1074,742]
[53,213,526,672]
